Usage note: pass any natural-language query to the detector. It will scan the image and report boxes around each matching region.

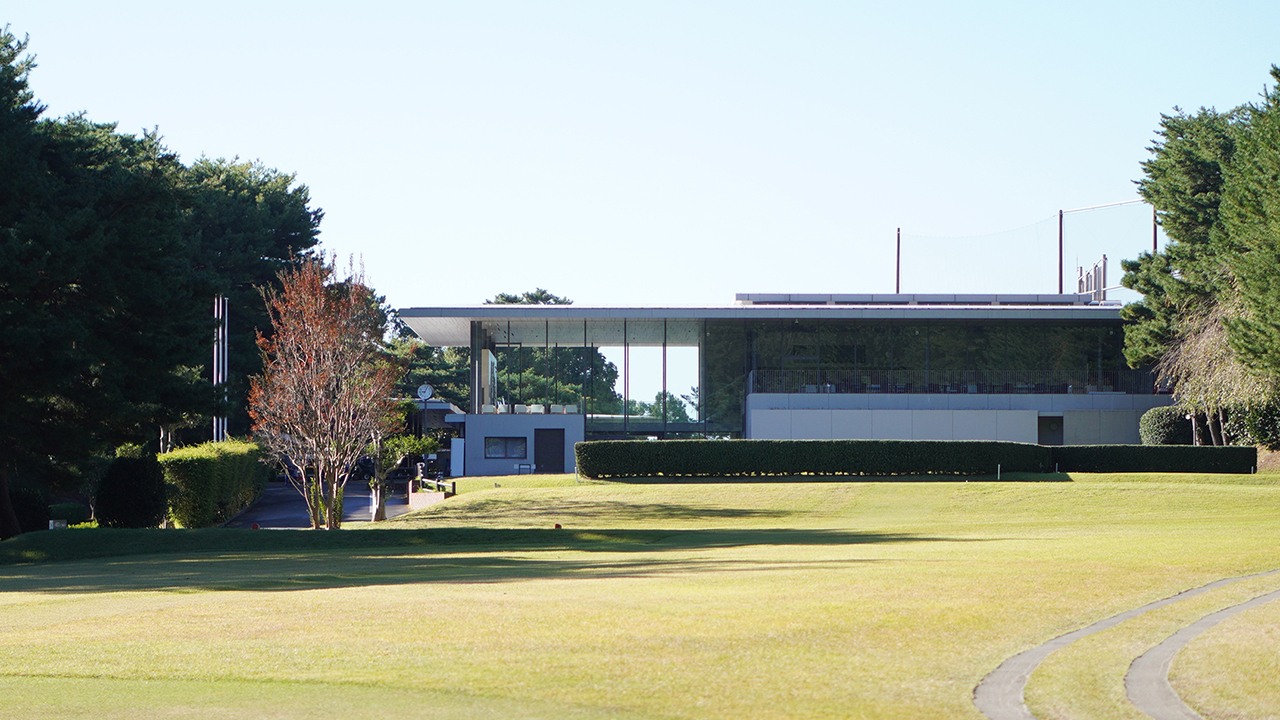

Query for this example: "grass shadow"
[0,526,986,594]
[593,472,1073,483]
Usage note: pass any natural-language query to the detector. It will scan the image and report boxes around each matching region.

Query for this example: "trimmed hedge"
[159,440,272,528]
[575,439,1051,479]
[575,439,1259,479]
[1049,444,1256,474]
[1139,406,1193,445]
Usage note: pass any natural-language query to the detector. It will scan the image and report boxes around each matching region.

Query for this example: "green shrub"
[575,439,1051,479]
[8,486,50,533]
[1050,444,1256,474]
[1244,402,1280,450]
[95,454,168,529]
[576,439,1259,479]
[1139,406,1193,445]
[159,440,271,528]
[48,502,91,526]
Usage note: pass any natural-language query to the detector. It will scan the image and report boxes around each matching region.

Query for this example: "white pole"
[212,295,229,442]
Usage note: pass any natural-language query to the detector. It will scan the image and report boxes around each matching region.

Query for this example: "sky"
[7,2,1280,400]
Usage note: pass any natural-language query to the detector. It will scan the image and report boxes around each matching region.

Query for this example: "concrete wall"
[1062,410,1144,445]
[748,407,1040,442]
[450,413,585,477]
[744,393,1171,444]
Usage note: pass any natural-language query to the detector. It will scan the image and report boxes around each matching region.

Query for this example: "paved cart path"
[224,482,413,529]
[1126,585,1280,720]
[973,569,1280,720]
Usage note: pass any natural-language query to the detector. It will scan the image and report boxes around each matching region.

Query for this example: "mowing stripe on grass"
[973,568,1280,720]
[1126,585,1280,720]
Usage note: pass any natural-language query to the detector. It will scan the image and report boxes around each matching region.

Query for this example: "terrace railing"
[751,368,1159,395]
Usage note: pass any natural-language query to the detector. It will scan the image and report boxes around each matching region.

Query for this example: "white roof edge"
[398,302,1123,346]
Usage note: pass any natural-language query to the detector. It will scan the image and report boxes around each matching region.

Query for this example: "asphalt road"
[223,481,413,529]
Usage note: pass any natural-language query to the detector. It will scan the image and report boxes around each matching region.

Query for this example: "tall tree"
[0,28,44,537]
[249,256,403,529]
[0,30,328,536]
[0,29,228,534]
[1123,105,1263,442]
[1224,67,1280,378]
[184,158,323,437]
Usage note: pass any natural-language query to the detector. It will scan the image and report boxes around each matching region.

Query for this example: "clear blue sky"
[8,1,1280,311]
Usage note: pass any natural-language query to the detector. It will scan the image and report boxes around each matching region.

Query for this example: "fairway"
[2,476,1279,719]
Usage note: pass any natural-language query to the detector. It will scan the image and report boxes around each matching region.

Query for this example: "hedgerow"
[159,440,272,528]
[575,439,1050,479]
[575,439,1258,478]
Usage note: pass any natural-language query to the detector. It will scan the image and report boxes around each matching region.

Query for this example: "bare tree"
[249,256,403,529]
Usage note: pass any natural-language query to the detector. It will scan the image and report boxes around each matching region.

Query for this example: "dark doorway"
[1038,416,1064,446]
[534,428,565,473]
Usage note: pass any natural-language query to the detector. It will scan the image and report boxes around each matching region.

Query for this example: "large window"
[484,436,527,459]
[742,320,1146,395]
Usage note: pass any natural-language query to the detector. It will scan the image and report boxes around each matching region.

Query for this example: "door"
[1038,416,1064,446]
[534,428,565,473]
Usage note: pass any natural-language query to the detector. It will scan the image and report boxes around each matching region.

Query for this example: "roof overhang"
[398,296,1124,347]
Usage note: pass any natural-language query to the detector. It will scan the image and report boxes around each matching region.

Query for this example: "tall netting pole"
[896,227,901,294]
[1058,210,1064,294]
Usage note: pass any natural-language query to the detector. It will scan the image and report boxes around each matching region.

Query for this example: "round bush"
[95,454,167,529]
[8,486,50,533]
[1139,406,1193,445]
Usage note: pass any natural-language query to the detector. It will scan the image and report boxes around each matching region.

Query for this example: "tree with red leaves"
[249,256,403,529]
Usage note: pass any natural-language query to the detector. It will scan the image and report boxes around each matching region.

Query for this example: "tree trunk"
[1191,414,1200,445]
[372,478,387,522]
[1207,410,1223,446]
[307,473,323,529]
[325,480,343,530]
[0,468,24,540]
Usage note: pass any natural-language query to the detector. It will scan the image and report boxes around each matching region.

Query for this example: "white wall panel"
[747,410,793,439]
[1063,410,1101,445]
[952,410,998,440]
[791,410,833,439]
[871,410,913,439]
[996,411,1039,443]
[910,411,954,439]
[830,410,874,439]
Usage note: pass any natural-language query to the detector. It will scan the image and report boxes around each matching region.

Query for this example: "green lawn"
[2,474,1278,719]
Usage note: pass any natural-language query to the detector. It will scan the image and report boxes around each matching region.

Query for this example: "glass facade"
[469,316,1151,440]
[473,318,715,440]
[737,320,1148,397]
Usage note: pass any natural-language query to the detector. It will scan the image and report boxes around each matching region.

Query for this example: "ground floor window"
[485,436,527,459]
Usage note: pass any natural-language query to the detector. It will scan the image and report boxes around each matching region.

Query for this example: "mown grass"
[1170,589,1280,720]
[1,474,1278,719]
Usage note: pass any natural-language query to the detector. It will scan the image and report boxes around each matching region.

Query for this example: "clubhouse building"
[399,293,1172,476]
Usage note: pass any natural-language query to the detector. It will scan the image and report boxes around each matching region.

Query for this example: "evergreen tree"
[1224,67,1280,377]
[184,158,322,436]
[0,30,324,537]
[1122,103,1267,443]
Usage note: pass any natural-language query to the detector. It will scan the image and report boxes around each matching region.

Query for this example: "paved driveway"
[224,482,413,529]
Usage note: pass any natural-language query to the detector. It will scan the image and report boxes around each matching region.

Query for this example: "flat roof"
[399,294,1123,347]
[735,292,1110,306]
